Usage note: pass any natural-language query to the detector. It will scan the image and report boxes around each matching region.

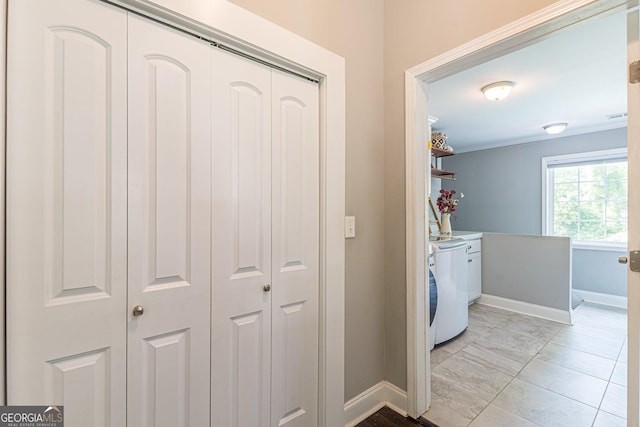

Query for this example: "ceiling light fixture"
[543,123,568,135]
[481,81,515,101]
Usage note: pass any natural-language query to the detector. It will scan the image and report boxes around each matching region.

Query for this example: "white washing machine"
[431,238,469,345]
[428,251,437,350]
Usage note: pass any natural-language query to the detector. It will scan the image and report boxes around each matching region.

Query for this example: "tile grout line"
[468,318,563,427]
[429,303,627,427]
[510,307,624,424]
[471,304,622,426]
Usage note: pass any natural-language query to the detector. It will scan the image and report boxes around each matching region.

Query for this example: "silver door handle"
[619,256,628,264]
[132,305,144,316]
[263,284,271,292]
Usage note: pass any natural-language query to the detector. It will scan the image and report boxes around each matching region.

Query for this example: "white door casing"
[627,8,640,425]
[127,14,212,427]
[0,0,6,405]
[210,48,272,427]
[6,0,128,425]
[270,70,320,427]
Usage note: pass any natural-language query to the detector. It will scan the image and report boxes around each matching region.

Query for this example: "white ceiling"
[427,10,627,153]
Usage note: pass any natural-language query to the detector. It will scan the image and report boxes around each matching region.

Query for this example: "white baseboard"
[344,381,407,427]
[478,294,573,325]
[572,289,627,309]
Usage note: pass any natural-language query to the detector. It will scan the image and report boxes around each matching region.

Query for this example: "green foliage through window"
[549,158,627,244]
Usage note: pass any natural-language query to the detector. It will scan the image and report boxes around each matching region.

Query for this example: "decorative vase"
[440,213,452,236]
[431,131,447,149]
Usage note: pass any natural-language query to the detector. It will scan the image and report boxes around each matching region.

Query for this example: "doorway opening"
[404,0,636,423]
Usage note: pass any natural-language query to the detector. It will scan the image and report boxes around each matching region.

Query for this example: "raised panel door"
[127,15,211,427]
[211,48,272,427]
[6,1,128,425]
[270,70,320,427]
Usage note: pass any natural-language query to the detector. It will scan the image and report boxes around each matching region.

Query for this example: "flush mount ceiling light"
[543,123,568,135]
[481,81,515,101]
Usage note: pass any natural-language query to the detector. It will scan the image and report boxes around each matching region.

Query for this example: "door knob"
[619,256,628,264]
[132,305,144,316]
[263,284,271,292]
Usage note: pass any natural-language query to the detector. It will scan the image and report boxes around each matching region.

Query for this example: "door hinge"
[631,250,640,272]
[630,60,640,84]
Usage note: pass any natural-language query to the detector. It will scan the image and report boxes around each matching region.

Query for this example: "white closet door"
[6,1,128,426]
[271,71,320,427]
[211,49,272,427]
[127,15,211,427]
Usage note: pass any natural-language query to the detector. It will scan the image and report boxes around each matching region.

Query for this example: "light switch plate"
[345,216,356,238]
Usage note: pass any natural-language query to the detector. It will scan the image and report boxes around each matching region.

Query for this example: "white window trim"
[541,147,628,251]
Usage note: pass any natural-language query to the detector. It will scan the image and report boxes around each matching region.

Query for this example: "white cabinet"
[466,239,482,303]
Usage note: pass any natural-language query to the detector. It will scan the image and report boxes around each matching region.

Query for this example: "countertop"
[450,230,483,240]
[428,230,483,243]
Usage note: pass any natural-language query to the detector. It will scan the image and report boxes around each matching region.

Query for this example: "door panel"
[6,2,127,426]
[128,15,211,427]
[271,71,320,427]
[140,55,191,290]
[211,48,272,427]
[46,349,111,427]
[47,27,113,304]
[141,330,191,425]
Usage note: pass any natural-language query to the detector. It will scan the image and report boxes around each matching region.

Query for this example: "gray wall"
[573,249,627,296]
[443,127,628,297]
[483,233,572,311]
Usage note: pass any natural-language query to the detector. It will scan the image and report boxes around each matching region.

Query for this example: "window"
[542,148,627,250]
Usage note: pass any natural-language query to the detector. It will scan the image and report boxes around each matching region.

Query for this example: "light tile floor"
[424,302,627,427]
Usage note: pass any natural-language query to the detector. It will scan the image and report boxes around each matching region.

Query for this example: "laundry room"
[419,8,629,426]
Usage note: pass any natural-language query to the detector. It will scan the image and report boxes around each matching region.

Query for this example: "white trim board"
[344,381,408,427]
[572,289,628,309]
[0,0,6,406]
[478,294,573,325]
[404,0,633,418]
